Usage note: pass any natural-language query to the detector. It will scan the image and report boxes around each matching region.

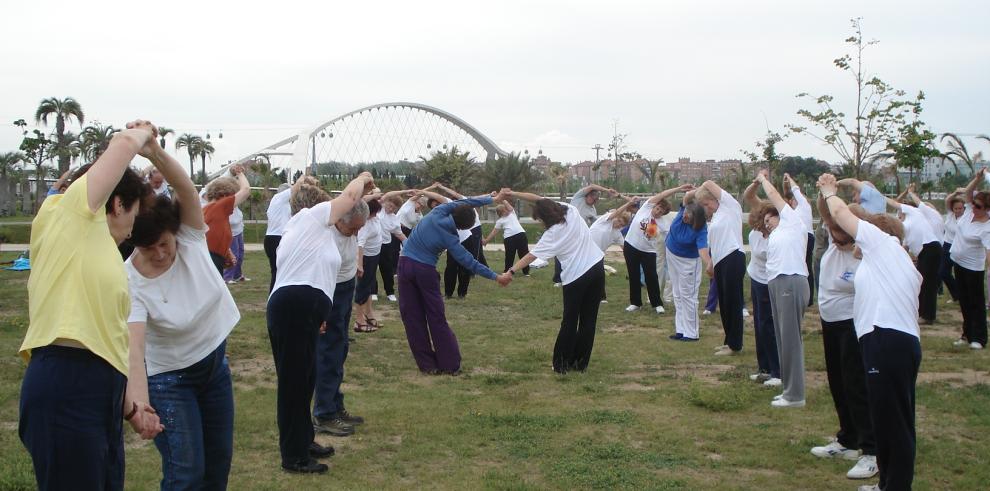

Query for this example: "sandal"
[353,321,377,333]
[365,317,383,330]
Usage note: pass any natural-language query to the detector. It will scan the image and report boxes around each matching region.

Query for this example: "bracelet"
[124,401,138,421]
[507,269,515,276]
[825,194,842,202]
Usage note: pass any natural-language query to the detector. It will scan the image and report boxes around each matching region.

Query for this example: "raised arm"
[699,180,723,200]
[436,183,465,200]
[963,168,985,204]
[818,174,859,238]
[382,189,415,201]
[329,172,375,225]
[757,170,787,211]
[140,140,204,229]
[603,197,639,221]
[904,184,922,206]
[509,191,545,202]
[651,184,694,204]
[417,189,448,204]
[231,165,250,206]
[836,178,864,191]
[86,121,157,213]
[743,181,762,210]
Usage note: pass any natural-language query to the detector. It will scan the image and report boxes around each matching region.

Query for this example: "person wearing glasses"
[949,168,990,350]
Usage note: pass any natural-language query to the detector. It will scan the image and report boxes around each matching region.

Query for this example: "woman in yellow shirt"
[18,120,163,490]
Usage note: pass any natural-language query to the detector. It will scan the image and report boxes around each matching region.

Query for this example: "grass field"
[0,251,988,490]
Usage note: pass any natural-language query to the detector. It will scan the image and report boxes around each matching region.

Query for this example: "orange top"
[203,195,236,255]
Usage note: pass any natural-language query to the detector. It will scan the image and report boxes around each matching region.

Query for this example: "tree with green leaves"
[885,108,940,187]
[175,133,204,179]
[0,152,25,179]
[480,152,540,191]
[157,127,174,149]
[79,123,119,162]
[546,162,570,200]
[196,139,215,184]
[738,131,786,197]
[788,18,921,178]
[939,133,987,176]
[417,146,477,192]
[35,97,84,175]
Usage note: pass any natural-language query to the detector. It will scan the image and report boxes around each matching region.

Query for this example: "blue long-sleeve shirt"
[401,195,498,280]
[665,206,709,258]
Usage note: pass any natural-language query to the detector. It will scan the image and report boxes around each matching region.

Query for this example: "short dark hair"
[71,163,151,214]
[130,195,181,247]
[974,191,990,209]
[451,204,476,229]
[367,198,382,216]
[533,199,567,228]
[685,203,706,231]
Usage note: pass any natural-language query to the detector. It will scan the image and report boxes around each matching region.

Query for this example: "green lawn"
[0,251,987,490]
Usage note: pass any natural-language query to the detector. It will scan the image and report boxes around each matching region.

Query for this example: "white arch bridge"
[216,102,508,179]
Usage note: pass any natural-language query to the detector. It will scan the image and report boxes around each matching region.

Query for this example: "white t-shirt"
[397,199,422,230]
[918,203,945,239]
[708,191,743,265]
[272,201,342,301]
[589,213,625,253]
[495,211,526,238]
[229,206,244,236]
[944,212,959,244]
[900,204,939,257]
[358,215,383,256]
[791,185,814,234]
[378,210,402,245]
[126,225,240,376]
[265,188,292,237]
[766,205,809,281]
[530,204,605,285]
[746,230,770,284]
[443,197,475,243]
[853,220,921,339]
[949,206,990,271]
[818,238,860,322]
[332,224,358,283]
[570,189,598,225]
[152,183,171,199]
[624,202,661,253]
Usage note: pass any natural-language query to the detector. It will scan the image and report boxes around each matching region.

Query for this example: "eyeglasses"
[975,203,986,210]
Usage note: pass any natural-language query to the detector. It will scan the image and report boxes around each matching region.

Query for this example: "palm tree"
[79,123,118,162]
[940,133,978,175]
[35,97,85,174]
[480,152,539,191]
[546,162,570,201]
[157,127,174,149]
[196,140,215,184]
[0,151,25,179]
[175,134,204,179]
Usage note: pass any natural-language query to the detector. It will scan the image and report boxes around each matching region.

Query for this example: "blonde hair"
[694,186,714,203]
[290,184,331,215]
[205,177,239,201]
[495,204,509,216]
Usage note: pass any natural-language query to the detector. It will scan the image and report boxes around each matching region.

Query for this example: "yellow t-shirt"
[19,174,131,375]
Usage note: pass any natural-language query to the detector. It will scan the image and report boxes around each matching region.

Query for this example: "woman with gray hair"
[664,186,712,342]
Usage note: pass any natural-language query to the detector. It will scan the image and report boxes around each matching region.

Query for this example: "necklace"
[156,267,175,304]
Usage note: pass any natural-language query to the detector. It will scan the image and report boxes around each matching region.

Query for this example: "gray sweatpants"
[768,274,810,402]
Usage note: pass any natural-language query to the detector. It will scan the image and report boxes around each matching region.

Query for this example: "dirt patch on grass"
[622,363,735,385]
[919,369,990,387]
[618,382,656,392]
[603,324,657,334]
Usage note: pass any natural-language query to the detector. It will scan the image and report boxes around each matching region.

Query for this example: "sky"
[1,0,988,173]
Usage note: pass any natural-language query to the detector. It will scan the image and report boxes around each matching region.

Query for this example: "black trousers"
[401,225,413,240]
[267,285,330,466]
[715,250,745,351]
[821,318,876,455]
[916,241,941,323]
[556,260,605,373]
[954,264,988,346]
[940,242,959,301]
[444,228,483,298]
[622,242,662,308]
[805,232,815,306]
[503,232,530,275]
[356,254,381,305]
[860,327,921,491]
[264,235,281,293]
[553,258,562,284]
[209,252,225,276]
[377,241,398,296]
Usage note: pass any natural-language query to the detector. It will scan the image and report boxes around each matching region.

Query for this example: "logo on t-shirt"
[840,271,855,282]
[640,218,658,240]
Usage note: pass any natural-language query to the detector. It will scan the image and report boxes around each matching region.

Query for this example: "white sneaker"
[773,393,784,401]
[770,398,805,408]
[371,294,379,301]
[553,282,562,288]
[742,308,750,317]
[702,310,712,315]
[387,294,397,302]
[810,441,860,460]
[624,305,640,312]
[749,373,770,382]
[655,306,665,314]
[857,485,880,491]
[847,455,879,479]
[953,338,968,347]
[714,347,736,356]
[600,299,608,304]
[763,377,782,387]
[713,344,729,352]
[970,342,985,350]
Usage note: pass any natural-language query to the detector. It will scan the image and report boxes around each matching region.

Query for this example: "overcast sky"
[2,0,988,173]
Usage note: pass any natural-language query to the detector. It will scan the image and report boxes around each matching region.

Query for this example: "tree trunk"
[56,115,70,175]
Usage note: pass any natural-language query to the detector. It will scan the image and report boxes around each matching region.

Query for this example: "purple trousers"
[397,257,461,372]
[223,233,244,281]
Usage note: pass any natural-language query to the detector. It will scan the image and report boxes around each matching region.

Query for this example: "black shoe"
[282,458,329,474]
[332,409,365,426]
[676,336,699,342]
[669,333,684,340]
[308,442,335,458]
[314,417,355,437]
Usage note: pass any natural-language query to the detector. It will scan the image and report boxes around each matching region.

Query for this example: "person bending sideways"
[782,174,816,306]
[354,197,385,332]
[819,173,922,491]
[19,120,161,491]
[878,190,941,325]
[426,182,490,298]
[949,168,990,350]
[267,172,374,474]
[483,199,532,276]
[125,141,240,490]
[742,183,781,388]
[622,186,683,314]
[397,189,513,375]
[588,198,637,302]
[810,195,879,482]
[202,166,250,275]
[665,187,712,342]
[940,190,965,303]
[377,191,412,301]
[506,191,606,373]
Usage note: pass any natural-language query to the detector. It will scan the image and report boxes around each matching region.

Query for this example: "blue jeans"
[19,345,126,491]
[314,278,356,419]
[149,341,234,491]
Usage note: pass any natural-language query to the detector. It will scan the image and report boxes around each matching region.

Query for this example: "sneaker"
[387,294,397,302]
[669,333,684,340]
[953,338,968,347]
[308,442,335,459]
[702,310,712,315]
[970,342,984,350]
[282,458,329,474]
[714,347,737,356]
[624,305,640,312]
[600,299,608,304]
[655,305,665,314]
[713,344,729,352]
[314,417,355,437]
[237,276,252,282]
[946,299,955,304]
[742,308,750,317]
[857,485,880,491]
[773,393,784,400]
[226,280,236,285]
[770,398,805,408]
[763,377,782,387]
[749,372,770,382]
[810,441,860,460]
[676,336,699,342]
[847,455,879,479]
[332,409,365,426]
[553,282,562,288]
[371,294,379,301]
[770,397,804,408]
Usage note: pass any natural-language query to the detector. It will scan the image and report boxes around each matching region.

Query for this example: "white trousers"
[655,240,673,303]
[667,248,703,339]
